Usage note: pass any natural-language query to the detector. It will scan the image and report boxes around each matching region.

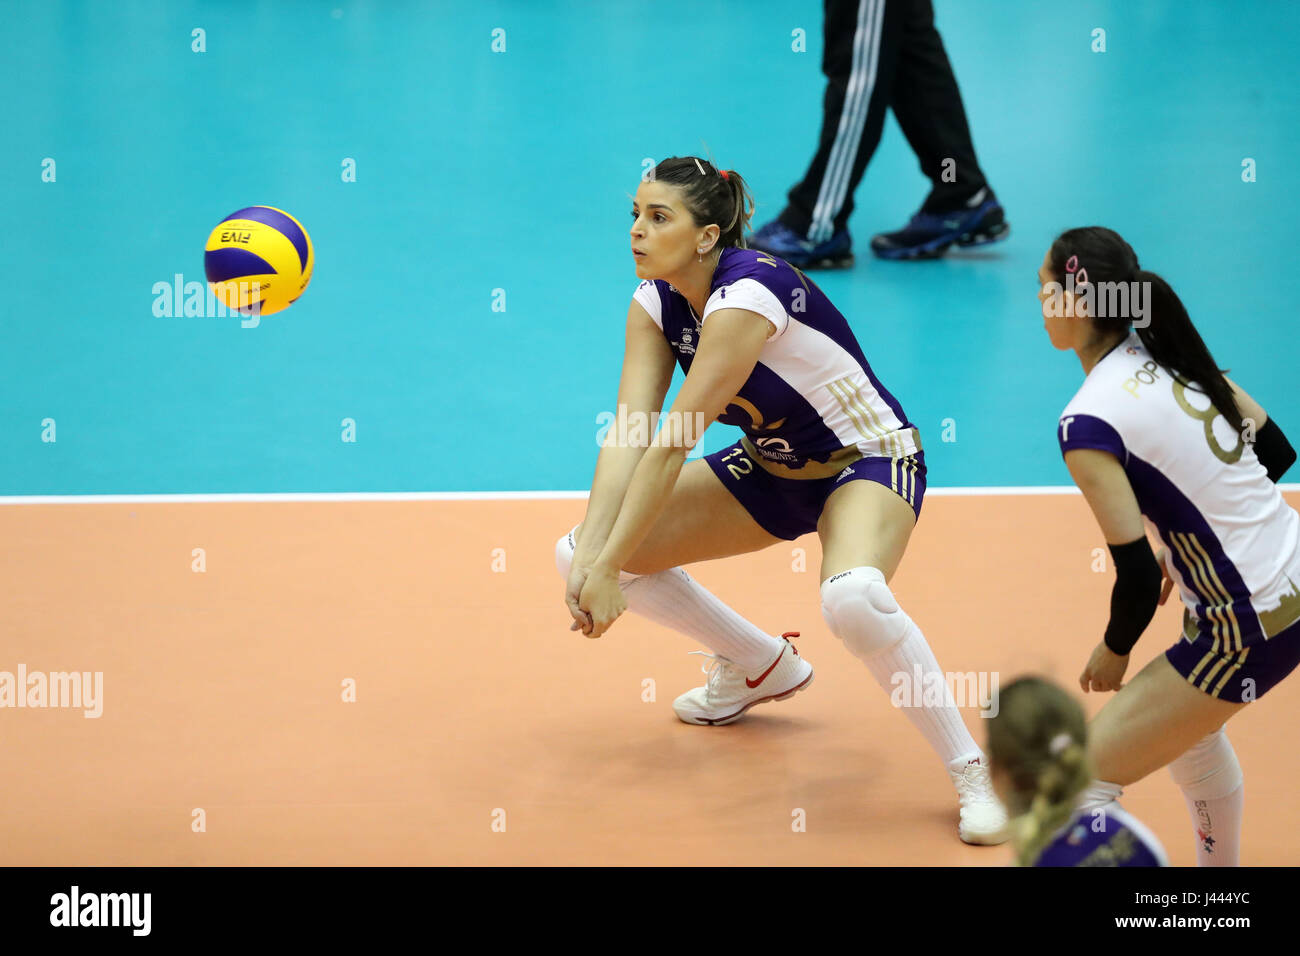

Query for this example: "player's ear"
[1064,289,1089,321]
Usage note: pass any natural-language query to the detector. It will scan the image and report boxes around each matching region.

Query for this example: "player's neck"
[667,253,721,318]
[1076,329,1128,375]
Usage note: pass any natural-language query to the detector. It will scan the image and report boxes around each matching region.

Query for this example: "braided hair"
[986,676,1094,867]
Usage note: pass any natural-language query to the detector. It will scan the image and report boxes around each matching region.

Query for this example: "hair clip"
[1048,732,1073,756]
[1065,254,1088,286]
[693,158,705,175]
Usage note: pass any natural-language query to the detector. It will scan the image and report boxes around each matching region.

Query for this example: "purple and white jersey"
[1059,332,1300,656]
[632,247,921,479]
[1033,804,1168,867]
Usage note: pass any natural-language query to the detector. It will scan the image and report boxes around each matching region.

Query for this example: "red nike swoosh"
[746,648,785,688]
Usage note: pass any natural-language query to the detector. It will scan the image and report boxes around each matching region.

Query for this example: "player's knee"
[820,566,910,661]
[554,524,579,578]
[1168,725,1242,798]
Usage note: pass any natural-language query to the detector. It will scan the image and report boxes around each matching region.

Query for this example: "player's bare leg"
[1084,655,1246,865]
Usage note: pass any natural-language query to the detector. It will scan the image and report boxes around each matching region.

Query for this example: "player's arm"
[1064,449,1163,659]
[1225,377,1295,482]
[572,299,676,569]
[590,308,772,577]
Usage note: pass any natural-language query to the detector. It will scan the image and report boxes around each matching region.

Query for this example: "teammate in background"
[555,156,1006,844]
[987,676,1167,866]
[1044,226,1300,866]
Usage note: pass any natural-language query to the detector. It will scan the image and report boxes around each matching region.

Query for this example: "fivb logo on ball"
[153,205,314,328]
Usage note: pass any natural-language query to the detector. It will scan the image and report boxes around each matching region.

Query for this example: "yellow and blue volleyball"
[204,206,314,316]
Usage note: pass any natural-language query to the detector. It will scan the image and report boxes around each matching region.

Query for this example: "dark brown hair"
[650,157,755,250]
[1049,226,1243,432]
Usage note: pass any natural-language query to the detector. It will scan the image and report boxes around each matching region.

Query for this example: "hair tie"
[720,169,730,181]
[1048,732,1073,756]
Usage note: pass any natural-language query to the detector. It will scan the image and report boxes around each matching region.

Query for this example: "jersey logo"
[1059,416,1076,441]
[674,329,696,356]
[755,436,793,454]
[724,395,785,432]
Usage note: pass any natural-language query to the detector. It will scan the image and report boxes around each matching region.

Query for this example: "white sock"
[821,567,980,766]
[1074,780,1123,815]
[862,625,982,767]
[620,567,785,671]
[1168,726,1243,867]
[555,526,783,671]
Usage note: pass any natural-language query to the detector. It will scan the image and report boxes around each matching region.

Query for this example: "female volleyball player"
[1043,226,1300,866]
[987,676,1167,866]
[553,156,1006,844]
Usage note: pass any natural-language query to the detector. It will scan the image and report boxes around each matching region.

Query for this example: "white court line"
[2,485,1298,504]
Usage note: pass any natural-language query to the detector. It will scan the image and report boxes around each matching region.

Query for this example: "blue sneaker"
[870,194,1010,260]
[748,219,854,269]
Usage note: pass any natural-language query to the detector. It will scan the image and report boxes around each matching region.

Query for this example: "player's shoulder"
[1033,807,1166,867]
[632,277,671,304]
[702,248,802,337]
[713,246,799,294]
[1058,334,1152,450]
[631,278,677,329]
[1106,804,1170,865]
[1062,334,1145,415]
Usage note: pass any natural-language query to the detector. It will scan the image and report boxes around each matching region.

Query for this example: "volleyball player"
[553,156,1006,844]
[987,676,1167,866]
[1043,226,1300,866]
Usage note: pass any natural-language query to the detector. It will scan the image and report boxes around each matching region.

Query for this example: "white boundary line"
[1,485,1298,504]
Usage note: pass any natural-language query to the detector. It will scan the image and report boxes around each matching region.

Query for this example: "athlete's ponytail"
[1133,268,1244,433]
[1049,226,1243,433]
[651,156,755,249]
[986,676,1093,867]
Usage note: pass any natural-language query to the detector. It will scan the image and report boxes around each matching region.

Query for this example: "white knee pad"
[820,566,911,662]
[554,525,578,578]
[1168,726,1243,800]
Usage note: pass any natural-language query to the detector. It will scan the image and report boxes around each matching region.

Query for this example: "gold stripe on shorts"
[1184,533,1243,652]
[1208,648,1250,699]
[1197,653,1233,694]
[1187,650,1216,684]
[1170,533,1223,653]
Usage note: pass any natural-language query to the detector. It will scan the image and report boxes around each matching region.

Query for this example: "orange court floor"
[2,492,1298,866]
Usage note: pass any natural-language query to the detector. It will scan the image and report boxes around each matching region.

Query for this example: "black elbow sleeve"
[1103,538,1164,656]
[1253,417,1296,483]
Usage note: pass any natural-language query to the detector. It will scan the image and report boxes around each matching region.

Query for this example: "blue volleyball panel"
[204,247,277,283]
[223,206,310,271]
